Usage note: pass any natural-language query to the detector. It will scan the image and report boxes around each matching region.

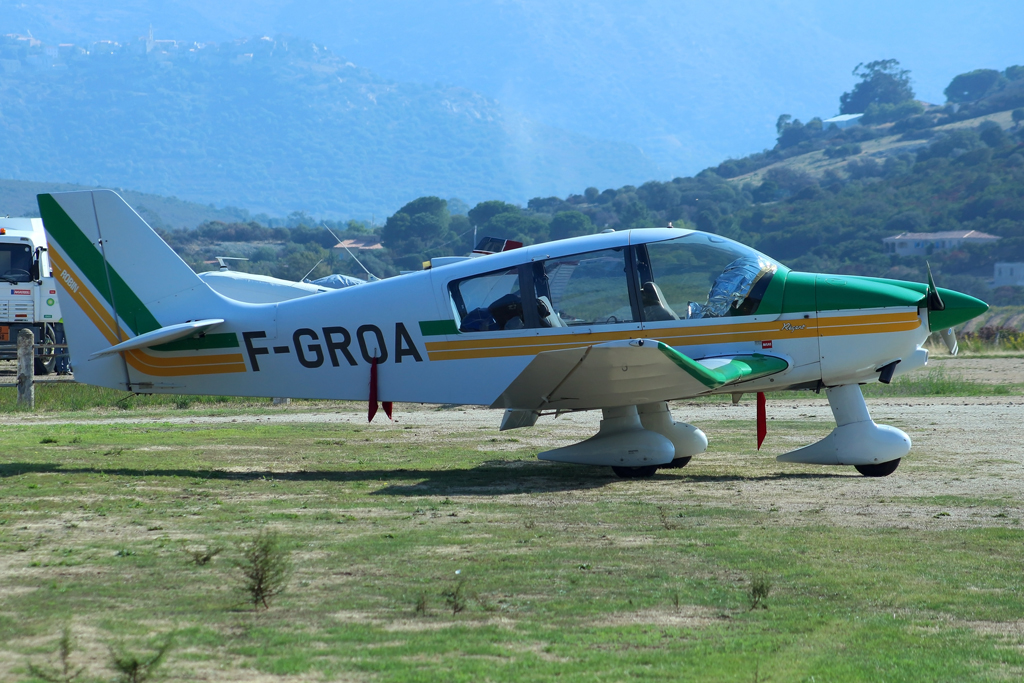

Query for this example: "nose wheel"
[611,465,659,479]
[854,459,901,477]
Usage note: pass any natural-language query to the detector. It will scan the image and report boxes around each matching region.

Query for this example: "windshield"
[636,232,780,320]
[0,243,33,283]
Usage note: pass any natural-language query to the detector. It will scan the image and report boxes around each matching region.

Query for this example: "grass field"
[1,385,1023,682]
[1,363,1018,416]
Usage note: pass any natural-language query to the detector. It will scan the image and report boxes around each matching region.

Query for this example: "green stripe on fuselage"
[420,319,459,336]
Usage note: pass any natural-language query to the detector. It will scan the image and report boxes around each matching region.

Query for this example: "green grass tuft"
[0,383,273,413]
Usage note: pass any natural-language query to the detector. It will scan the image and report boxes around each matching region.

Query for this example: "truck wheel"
[34,324,57,375]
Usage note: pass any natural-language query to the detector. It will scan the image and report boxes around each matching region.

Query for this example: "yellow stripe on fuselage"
[424,311,921,361]
[50,251,247,377]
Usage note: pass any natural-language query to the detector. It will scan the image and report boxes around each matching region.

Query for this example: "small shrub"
[108,634,173,683]
[174,397,193,410]
[414,592,429,615]
[442,574,467,615]
[657,507,678,530]
[236,529,290,611]
[960,326,1024,352]
[40,437,59,444]
[189,546,222,566]
[824,143,862,159]
[748,575,772,611]
[26,626,85,683]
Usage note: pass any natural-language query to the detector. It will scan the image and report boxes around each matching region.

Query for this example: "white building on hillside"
[994,263,1024,288]
[823,113,864,130]
[883,230,1001,256]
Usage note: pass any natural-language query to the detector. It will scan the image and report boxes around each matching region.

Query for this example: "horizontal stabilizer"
[88,319,225,360]
[491,339,788,411]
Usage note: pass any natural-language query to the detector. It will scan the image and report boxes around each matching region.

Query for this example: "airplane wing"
[490,339,789,411]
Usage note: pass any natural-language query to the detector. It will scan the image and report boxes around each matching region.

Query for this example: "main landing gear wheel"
[659,456,692,470]
[612,465,659,479]
[854,459,901,478]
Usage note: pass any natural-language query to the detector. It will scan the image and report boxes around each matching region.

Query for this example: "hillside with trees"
[169,60,1024,309]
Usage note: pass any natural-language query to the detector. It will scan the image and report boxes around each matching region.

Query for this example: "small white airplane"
[39,190,988,478]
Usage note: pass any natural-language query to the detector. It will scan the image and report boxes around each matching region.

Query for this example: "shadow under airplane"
[2,460,852,497]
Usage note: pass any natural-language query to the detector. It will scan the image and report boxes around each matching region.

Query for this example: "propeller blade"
[925,262,957,354]
[939,327,958,355]
[926,262,945,312]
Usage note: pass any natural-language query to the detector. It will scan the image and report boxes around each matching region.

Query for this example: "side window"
[449,267,525,333]
[639,234,777,320]
[534,248,634,326]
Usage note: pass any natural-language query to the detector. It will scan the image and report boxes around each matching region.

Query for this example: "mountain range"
[0,35,658,218]
[5,0,1024,176]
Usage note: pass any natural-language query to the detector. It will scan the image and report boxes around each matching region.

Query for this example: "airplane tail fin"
[38,190,242,390]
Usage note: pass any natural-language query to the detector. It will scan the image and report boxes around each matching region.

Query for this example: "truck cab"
[0,217,64,374]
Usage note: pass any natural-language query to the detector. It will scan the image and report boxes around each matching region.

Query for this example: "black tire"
[854,459,901,478]
[659,456,692,470]
[34,324,56,376]
[612,465,659,479]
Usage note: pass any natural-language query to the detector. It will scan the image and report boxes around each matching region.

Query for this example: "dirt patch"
[384,616,517,632]
[595,605,722,628]
[504,641,573,662]
[956,620,1024,639]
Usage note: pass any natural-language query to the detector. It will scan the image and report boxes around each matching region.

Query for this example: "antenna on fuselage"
[215,256,249,271]
[322,222,379,282]
[301,259,325,281]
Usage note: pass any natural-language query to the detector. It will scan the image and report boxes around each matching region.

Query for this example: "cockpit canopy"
[447,231,781,333]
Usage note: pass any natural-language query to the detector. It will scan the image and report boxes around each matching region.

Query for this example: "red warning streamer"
[368,356,379,423]
[756,391,767,450]
[368,356,394,423]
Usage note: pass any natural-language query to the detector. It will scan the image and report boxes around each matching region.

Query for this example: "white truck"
[0,217,64,373]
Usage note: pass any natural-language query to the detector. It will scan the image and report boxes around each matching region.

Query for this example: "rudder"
[38,190,234,390]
